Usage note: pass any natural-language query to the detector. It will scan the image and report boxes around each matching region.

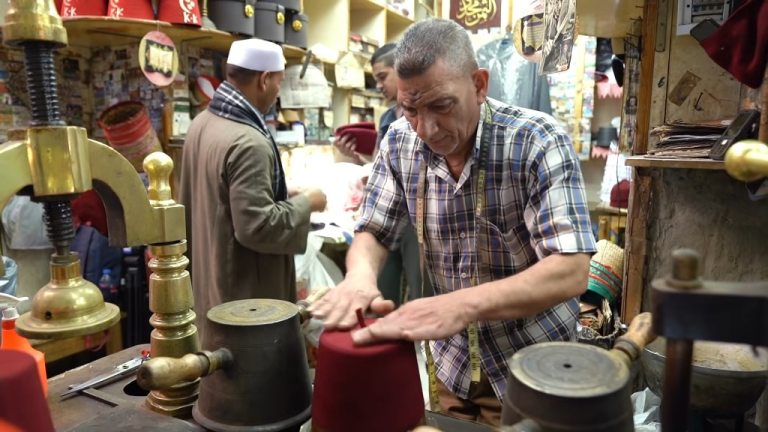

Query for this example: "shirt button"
[460,272,468,279]
[459,232,466,239]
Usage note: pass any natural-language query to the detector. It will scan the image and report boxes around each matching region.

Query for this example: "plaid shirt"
[356,98,596,399]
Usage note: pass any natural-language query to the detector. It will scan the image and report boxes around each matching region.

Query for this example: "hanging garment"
[476,37,553,114]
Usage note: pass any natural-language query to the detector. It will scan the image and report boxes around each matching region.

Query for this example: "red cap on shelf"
[107,0,155,20]
[158,0,202,27]
[60,0,107,17]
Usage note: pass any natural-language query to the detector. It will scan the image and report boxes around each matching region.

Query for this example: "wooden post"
[635,0,658,156]
[621,173,651,323]
[621,0,660,322]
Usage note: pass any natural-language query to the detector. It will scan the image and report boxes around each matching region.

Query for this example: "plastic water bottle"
[98,268,118,304]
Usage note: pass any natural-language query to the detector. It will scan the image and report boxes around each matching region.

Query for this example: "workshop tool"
[137,298,314,432]
[1,0,201,417]
[501,312,656,432]
[61,350,150,399]
[651,247,768,431]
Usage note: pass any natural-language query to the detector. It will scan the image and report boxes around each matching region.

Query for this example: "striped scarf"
[208,81,287,201]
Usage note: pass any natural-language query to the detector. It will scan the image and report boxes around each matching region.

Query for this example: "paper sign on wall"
[280,64,332,108]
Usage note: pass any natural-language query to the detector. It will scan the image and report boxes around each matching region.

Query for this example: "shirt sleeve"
[523,123,597,257]
[355,129,409,250]
[225,133,311,255]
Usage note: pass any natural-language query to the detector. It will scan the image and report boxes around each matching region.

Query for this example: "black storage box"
[285,11,308,49]
[270,0,300,12]
[254,2,286,44]
[209,0,256,36]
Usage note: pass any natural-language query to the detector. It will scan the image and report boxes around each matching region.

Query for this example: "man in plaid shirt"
[310,19,596,425]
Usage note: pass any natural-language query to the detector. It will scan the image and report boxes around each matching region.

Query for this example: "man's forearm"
[345,231,390,285]
[461,253,591,322]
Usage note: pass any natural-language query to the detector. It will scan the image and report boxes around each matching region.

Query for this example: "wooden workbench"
[46,344,202,431]
[46,345,493,432]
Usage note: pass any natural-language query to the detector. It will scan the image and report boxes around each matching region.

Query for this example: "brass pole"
[142,153,200,418]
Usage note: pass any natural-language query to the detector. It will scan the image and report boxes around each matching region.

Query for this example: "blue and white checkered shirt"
[356,98,596,399]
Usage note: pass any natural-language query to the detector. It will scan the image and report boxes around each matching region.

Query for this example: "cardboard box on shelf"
[348,33,379,56]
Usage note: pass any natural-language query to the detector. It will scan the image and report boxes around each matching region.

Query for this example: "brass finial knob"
[725,140,768,183]
[3,0,68,48]
[144,152,175,205]
[668,248,701,289]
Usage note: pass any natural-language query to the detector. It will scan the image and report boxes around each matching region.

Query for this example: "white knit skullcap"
[227,38,285,72]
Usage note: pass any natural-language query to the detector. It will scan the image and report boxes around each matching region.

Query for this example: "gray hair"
[395,19,478,79]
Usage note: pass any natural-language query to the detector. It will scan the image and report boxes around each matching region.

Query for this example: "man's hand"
[333,134,367,164]
[308,272,395,330]
[334,134,358,157]
[303,188,327,212]
[351,291,474,345]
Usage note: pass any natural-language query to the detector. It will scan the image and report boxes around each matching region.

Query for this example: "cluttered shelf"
[625,156,725,170]
[61,16,308,58]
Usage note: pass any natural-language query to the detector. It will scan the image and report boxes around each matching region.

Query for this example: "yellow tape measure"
[467,323,482,383]
[425,341,441,411]
[417,103,493,409]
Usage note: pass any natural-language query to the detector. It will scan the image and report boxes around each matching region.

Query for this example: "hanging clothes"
[476,35,553,115]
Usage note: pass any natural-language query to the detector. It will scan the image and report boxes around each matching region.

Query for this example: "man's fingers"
[370,297,396,315]
[351,319,404,345]
[351,326,375,344]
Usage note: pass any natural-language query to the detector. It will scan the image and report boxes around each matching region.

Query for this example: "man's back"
[180,110,300,341]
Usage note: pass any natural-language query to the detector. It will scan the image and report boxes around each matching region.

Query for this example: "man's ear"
[258,71,270,90]
[472,68,490,104]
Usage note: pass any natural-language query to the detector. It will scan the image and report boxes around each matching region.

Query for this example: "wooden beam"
[622,172,652,323]
[635,0,658,155]
[625,156,725,170]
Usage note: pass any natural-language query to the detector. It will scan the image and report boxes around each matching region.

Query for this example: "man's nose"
[416,114,438,139]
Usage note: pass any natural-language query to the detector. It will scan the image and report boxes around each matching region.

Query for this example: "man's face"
[397,59,488,158]
[372,62,398,104]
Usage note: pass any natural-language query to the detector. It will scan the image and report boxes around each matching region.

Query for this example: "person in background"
[311,19,595,426]
[180,38,327,343]
[335,43,400,162]
[334,43,425,307]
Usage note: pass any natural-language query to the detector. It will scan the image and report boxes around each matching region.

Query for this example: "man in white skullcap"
[180,38,326,344]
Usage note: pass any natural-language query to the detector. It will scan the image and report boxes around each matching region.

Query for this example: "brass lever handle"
[296,287,330,322]
[137,348,233,391]
[612,312,656,365]
[725,140,768,182]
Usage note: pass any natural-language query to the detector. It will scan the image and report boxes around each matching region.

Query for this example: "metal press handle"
[297,286,330,322]
[137,348,233,391]
[612,312,656,365]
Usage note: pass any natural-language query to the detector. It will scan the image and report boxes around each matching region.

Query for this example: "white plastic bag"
[295,233,336,298]
[632,388,662,432]
[1,196,52,250]
[295,233,340,348]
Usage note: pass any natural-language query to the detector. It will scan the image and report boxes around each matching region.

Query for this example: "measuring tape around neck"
[416,103,493,410]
